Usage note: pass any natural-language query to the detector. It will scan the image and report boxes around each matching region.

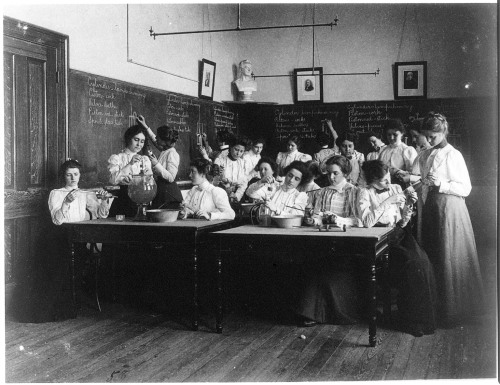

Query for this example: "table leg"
[382,250,391,322]
[216,245,223,334]
[369,259,377,347]
[192,245,199,331]
[70,242,77,318]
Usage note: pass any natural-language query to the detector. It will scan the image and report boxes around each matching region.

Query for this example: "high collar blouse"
[153,147,179,183]
[358,184,412,228]
[378,142,417,174]
[418,143,472,202]
[242,151,261,179]
[108,148,153,185]
[183,180,235,220]
[307,180,361,227]
[276,150,312,175]
[48,187,109,225]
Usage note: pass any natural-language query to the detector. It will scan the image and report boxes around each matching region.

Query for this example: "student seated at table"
[242,137,265,180]
[358,160,437,337]
[243,156,281,203]
[49,159,110,225]
[179,158,235,220]
[246,160,309,216]
[294,155,364,326]
[214,134,249,204]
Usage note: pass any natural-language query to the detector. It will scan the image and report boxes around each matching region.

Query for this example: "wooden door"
[3,17,68,306]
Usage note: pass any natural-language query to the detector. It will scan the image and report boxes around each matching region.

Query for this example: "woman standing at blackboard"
[107,125,153,217]
[276,135,312,177]
[137,115,183,209]
[378,119,417,188]
[419,113,484,326]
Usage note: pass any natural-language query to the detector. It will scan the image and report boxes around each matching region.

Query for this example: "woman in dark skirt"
[419,113,484,326]
[295,155,364,326]
[358,160,437,336]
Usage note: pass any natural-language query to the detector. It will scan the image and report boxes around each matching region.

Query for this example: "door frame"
[3,15,69,193]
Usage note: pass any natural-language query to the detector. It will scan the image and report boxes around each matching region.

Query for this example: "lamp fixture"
[149,4,338,39]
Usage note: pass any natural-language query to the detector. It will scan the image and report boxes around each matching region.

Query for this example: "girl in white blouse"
[180,158,235,221]
[214,135,249,203]
[244,156,281,202]
[276,135,312,177]
[419,113,484,326]
[378,119,417,187]
[107,125,153,217]
[248,160,309,217]
[358,160,437,337]
[49,159,110,225]
[242,138,264,180]
[136,115,183,209]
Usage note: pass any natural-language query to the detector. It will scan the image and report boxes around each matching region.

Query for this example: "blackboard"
[69,70,237,187]
[236,97,497,185]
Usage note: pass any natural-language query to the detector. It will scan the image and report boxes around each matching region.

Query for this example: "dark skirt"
[151,177,183,210]
[109,185,137,218]
[422,191,485,324]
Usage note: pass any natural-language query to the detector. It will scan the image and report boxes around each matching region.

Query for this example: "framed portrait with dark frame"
[294,67,323,104]
[394,61,427,99]
[199,58,216,100]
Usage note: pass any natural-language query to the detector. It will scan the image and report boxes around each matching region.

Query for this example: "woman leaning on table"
[295,155,365,327]
[419,112,484,326]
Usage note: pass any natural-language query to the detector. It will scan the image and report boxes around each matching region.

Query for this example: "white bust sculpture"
[233,59,257,102]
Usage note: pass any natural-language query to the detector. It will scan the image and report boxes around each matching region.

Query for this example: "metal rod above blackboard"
[254,69,380,78]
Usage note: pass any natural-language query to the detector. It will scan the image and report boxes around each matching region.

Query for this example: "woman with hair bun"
[180,158,235,220]
[420,112,484,326]
[276,135,312,177]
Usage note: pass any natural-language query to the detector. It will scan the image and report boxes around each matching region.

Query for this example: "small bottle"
[259,205,271,227]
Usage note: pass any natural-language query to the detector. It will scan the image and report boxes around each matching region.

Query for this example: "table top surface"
[212,225,393,240]
[64,218,234,230]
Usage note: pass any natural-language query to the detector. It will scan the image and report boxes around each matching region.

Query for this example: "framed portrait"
[294,67,323,104]
[394,61,427,99]
[199,58,216,100]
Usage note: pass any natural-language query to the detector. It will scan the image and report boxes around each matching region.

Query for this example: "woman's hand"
[129,154,142,166]
[260,175,274,185]
[122,174,133,184]
[264,200,277,213]
[136,115,147,128]
[384,193,406,206]
[95,189,109,202]
[148,152,159,167]
[194,210,210,220]
[426,172,441,186]
[63,189,78,207]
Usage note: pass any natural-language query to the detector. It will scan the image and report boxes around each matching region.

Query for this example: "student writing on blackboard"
[276,135,312,178]
[198,131,231,163]
[419,113,484,326]
[214,134,249,203]
[137,115,183,209]
[107,125,153,217]
[313,119,339,166]
[366,132,386,161]
[378,119,417,188]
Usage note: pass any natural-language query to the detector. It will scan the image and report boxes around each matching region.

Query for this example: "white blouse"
[418,143,472,202]
[265,187,308,216]
[108,148,153,185]
[276,150,312,175]
[358,184,412,228]
[48,187,109,225]
[366,145,386,161]
[183,180,235,220]
[214,156,248,200]
[378,143,417,174]
[153,147,179,182]
[246,178,282,201]
[242,151,261,179]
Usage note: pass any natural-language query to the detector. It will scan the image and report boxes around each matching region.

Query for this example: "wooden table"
[65,218,235,330]
[212,225,394,346]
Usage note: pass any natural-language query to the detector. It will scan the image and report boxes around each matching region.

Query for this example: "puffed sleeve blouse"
[358,184,412,228]
[276,150,312,175]
[48,188,109,225]
[418,143,472,202]
[214,156,248,200]
[153,147,179,182]
[378,143,417,174]
[246,178,281,201]
[183,180,235,220]
[266,186,308,216]
[108,148,153,185]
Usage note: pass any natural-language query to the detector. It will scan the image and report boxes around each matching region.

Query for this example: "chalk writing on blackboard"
[165,95,200,133]
[213,105,236,131]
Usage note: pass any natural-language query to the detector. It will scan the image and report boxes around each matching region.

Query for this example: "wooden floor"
[5,298,497,382]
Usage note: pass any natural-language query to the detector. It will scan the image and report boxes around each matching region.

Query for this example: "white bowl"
[271,214,303,228]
